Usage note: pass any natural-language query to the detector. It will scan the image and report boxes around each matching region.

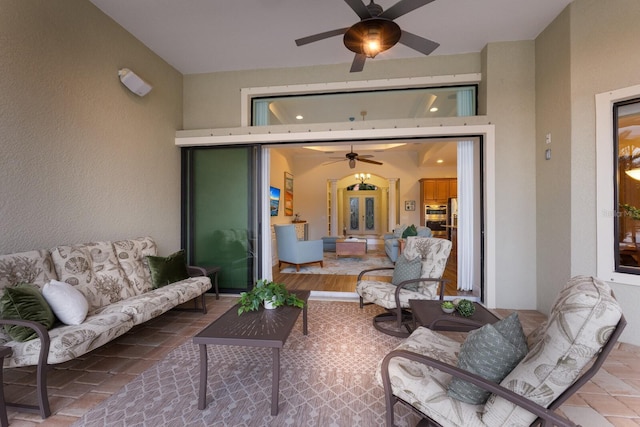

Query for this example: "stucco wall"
[535,7,573,315]
[570,0,640,345]
[0,0,183,254]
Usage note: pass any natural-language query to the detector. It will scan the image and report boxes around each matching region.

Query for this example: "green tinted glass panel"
[184,147,256,291]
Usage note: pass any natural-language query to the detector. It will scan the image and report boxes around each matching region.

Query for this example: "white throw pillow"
[42,280,89,325]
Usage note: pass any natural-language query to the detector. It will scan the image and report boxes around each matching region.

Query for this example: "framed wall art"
[405,200,416,211]
[284,172,294,216]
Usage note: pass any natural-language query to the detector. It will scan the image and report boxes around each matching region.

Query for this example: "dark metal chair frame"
[358,267,446,338]
[380,314,627,427]
[0,267,210,419]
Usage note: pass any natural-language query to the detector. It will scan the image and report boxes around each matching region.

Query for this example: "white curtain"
[253,100,269,126]
[457,140,474,291]
[456,88,474,117]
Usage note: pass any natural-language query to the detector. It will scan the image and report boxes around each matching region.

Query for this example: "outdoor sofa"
[0,236,211,418]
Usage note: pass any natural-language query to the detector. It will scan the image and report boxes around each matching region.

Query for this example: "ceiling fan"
[295,0,440,72]
[324,146,384,169]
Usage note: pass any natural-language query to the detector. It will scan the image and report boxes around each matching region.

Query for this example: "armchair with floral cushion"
[357,236,450,337]
[378,275,626,427]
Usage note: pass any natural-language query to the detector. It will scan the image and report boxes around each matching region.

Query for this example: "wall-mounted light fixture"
[118,68,152,97]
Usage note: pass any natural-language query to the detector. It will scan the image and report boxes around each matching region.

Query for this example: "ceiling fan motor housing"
[343,18,401,56]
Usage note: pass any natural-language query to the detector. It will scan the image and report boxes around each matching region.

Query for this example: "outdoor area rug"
[279,248,394,276]
[72,301,421,426]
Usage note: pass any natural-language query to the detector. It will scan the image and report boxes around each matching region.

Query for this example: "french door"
[346,192,380,235]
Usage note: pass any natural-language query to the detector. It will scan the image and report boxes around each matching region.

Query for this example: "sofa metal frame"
[0,267,210,420]
[358,267,447,338]
[380,314,627,427]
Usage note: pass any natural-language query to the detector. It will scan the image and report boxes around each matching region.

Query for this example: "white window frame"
[596,83,640,286]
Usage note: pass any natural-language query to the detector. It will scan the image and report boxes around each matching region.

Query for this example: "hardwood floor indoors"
[273,239,466,298]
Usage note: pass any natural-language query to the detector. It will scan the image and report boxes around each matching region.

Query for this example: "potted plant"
[237,279,305,315]
[441,301,455,314]
[456,299,476,317]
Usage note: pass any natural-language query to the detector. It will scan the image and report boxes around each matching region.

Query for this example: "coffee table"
[409,299,500,332]
[335,238,367,258]
[194,290,310,416]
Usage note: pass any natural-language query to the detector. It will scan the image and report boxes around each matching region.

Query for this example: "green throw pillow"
[391,254,422,291]
[401,224,418,238]
[447,312,528,404]
[0,283,56,342]
[147,250,189,289]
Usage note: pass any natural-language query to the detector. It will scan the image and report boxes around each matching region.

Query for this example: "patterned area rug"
[72,301,420,426]
[279,248,394,276]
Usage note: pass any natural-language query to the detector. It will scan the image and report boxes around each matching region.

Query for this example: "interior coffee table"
[335,238,367,258]
[409,299,500,332]
[193,290,310,416]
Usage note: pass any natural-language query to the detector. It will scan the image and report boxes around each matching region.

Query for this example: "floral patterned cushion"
[356,280,439,309]
[50,241,135,312]
[376,327,486,427]
[403,236,452,279]
[0,250,56,289]
[113,237,157,295]
[3,311,135,368]
[482,275,623,426]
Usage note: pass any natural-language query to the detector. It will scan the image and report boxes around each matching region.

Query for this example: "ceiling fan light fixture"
[349,158,356,168]
[343,18,401,59]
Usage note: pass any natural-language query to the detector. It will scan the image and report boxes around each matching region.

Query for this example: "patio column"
[329,179,338,236]
[387,178,398,232]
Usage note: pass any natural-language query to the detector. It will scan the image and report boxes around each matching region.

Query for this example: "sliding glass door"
[182,146,260,292]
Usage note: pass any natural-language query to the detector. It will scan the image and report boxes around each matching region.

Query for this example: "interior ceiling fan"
[324,145,384,169]
[295,0,439,72]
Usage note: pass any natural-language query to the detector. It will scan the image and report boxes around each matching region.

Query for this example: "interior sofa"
[0,236,211,418]
[384,225,432,262]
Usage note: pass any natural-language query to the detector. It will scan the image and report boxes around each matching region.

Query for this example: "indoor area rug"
[72,301,420,427]
[279,248,394,276]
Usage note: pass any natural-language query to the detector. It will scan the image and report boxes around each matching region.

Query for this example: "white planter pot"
[264,298,277,309]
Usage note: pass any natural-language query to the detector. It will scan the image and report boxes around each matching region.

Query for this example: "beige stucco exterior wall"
[535,7,573,314]
[0,0,183,254]
[572,0,640,344]
[483,41,538,309]
[536,0,640,345]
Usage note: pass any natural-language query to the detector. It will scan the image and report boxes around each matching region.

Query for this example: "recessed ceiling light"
[436,159,444,163]
[430,107,439,112]
[295,115,304,120]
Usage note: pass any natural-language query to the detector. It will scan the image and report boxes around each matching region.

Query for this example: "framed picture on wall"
[405,200,416,211]
[284,172,294,216]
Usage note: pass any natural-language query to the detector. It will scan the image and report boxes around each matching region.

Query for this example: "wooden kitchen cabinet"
[420,178,457,203]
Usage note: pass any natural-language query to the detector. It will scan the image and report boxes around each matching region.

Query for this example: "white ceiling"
[89,0,572,74]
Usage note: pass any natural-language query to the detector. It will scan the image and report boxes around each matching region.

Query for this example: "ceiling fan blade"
[295,28,350,46]
[350,53,366,72]
[358,158,383,165]
[380,0,436,20]
[399,30,440,55]
[357,154,374,158]
[344,0,372,20]
[322,159,348,166]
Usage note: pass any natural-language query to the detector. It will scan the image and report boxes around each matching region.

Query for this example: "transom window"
[251,85,477,126]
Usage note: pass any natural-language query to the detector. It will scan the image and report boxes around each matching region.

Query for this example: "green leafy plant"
[237,279,305,315]
[441,301,454,309]
[456,299,476,317]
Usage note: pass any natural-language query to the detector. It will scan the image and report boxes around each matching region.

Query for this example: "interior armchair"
[378,275,626,427]
[274,224,323,272]
[356,236,452,337]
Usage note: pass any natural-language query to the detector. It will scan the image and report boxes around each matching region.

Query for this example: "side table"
[409,299,500,332]
[0,346,11,427]
[201,266,220,300]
